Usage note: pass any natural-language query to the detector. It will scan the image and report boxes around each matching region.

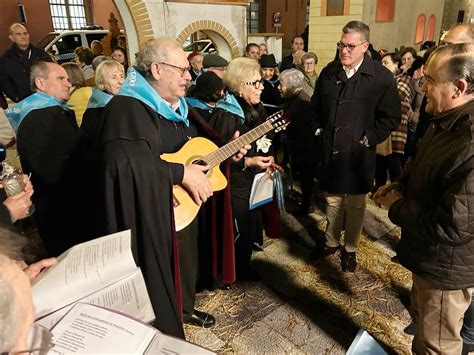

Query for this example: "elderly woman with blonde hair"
[208,57,278,281]
[80,59,125,238]
[279,69,318,214]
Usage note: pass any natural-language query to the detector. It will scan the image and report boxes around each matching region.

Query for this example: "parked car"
[36,30,109,63]
[183,39,217,55]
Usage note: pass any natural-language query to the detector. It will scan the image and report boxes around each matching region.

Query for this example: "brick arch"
[120,0,154,45]
[176,21,240,59]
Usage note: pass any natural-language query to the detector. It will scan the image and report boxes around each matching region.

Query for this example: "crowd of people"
[0,18,473,355]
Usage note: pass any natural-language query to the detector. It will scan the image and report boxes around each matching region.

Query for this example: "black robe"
[16,106,82,256]
[100,95,184,338]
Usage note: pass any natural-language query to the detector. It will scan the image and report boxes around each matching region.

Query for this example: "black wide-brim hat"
[259,54,278,68]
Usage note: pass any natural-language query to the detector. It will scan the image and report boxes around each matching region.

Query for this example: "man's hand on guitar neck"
[231,131,251,162]
[182,164,212,206]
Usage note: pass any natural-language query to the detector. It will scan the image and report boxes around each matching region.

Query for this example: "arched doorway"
[176,21,240,60]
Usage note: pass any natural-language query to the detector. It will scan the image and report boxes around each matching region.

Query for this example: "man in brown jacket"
[374,43,474,354]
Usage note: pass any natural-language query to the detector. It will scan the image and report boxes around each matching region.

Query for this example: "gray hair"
[302,52,318,65]
[0,279,17,352]
[92,55,109,70]
[342,21,370,42]
[136,37,181,81]
[30,61,51,92]
[430,43,474,94]
[279,69,305,96]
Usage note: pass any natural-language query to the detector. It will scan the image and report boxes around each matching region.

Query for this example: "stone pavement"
[184,197,414,354]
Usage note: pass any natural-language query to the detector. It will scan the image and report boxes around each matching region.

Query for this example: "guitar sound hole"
[192,159,211,176]
[193,159,206,166]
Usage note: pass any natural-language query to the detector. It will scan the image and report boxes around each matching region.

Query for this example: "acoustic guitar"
[161,110,287,231]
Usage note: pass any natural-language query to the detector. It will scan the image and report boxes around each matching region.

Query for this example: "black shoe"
[252,242,264,252]
[403,321,416,335]
[310,245,339,261]
[186,309,216,328]
[341,249,357,272]
[218,283,231,290]
[462,342,474,355]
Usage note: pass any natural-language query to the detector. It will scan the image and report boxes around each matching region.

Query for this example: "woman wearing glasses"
[208,57,277,281]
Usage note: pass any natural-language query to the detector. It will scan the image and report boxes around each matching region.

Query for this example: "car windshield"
[184,41,209,52]
[36,33,58,49]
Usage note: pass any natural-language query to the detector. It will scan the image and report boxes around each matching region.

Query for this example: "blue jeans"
[461,294,474,344]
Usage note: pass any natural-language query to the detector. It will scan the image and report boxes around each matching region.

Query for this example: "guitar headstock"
[268,110,289,132]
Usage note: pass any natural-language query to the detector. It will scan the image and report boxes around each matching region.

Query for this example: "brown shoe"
[310,245,339,260]
[341,250,357,272]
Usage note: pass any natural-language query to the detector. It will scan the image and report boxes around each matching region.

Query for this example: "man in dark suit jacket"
[311,21,401,272]
[0,23,51,103]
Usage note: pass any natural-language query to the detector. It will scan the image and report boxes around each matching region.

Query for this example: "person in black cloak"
[99,38,211,337]
[80,60,124,239]
[99,38,249,336]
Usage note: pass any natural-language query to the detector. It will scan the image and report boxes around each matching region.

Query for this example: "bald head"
[442,24,474,45]
[8,23,29,50]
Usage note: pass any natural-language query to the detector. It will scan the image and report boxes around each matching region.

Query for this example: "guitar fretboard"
[202,120,275,168]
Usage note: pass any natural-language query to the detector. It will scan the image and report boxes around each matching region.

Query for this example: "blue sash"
[185,97,213,113]
[5,92,68,132]
[117,67,189,127]
[87,88,113,109]
[215,92,244,123]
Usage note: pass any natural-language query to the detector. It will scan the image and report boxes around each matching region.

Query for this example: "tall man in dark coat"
[5,62,82,256]
[374,43,474,355]
[311,21,401,272]
[0,23,51,103]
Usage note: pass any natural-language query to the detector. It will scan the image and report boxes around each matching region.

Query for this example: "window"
[326,0,344,16]
[49,0,90,31]
[375,0,395,22]
[246,1,260,33]
[414,14,426,44]
[426,15,436,41]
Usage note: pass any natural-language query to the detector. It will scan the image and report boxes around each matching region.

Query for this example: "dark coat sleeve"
[0,54,17,102]
[365,71,402,146]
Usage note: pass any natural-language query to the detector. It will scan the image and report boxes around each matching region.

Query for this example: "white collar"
[343,58,364,79]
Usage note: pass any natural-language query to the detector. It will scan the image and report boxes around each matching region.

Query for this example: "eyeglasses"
[13,324,55,355]
[158,62,191,77]
[336,41,367,52]
[244,78,264,89]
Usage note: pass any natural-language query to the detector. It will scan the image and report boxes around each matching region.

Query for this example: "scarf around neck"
[5,92,68,132]
[185,97,214,113]
[215,92,245,122]
[117,67,189,127]
[87,88,113,109]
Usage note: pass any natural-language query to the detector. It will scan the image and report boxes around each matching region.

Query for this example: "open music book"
[49,303,214,354]
[32,230,155,328]
[249,172,274,210]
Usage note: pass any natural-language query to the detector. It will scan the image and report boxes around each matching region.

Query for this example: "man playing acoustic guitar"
[100,38,249,336]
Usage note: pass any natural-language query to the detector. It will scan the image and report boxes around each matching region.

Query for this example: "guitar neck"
[203,120,275,168]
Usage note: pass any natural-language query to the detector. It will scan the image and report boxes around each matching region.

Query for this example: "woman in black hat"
[186,71,224,122]
[259,54,283,116]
